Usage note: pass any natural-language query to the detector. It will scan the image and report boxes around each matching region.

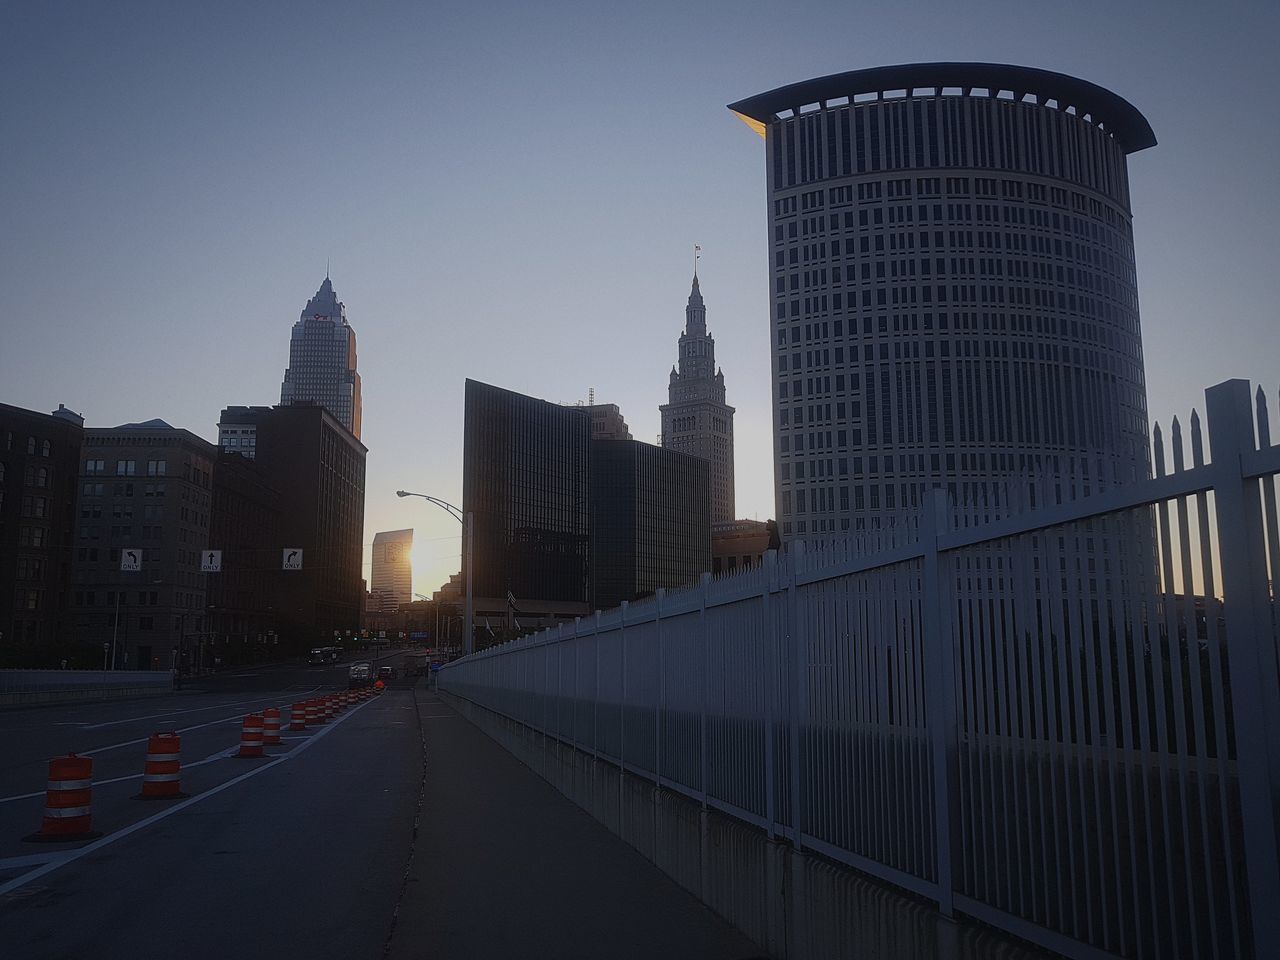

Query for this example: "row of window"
[4,433,53,457]
[0,464,51,487]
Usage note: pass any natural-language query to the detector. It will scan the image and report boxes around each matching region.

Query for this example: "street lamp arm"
[395,488,474,657]
[395,490,464,525]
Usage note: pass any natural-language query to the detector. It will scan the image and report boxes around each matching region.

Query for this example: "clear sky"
[3,0,1277,597]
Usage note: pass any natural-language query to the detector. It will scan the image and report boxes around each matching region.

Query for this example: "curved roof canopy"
[728,62,1156,153]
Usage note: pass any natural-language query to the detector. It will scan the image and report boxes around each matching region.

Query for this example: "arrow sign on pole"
[120,549,142,572]
[201,550,222,573]
[282,548,303,570]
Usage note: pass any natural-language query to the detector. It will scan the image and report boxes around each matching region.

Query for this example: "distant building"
[729,63,1155,541]
[371,529,413,611]
[280,275,362,440]
[433,572,463,604]
[711,519,779,576]
[208,451,283,666]
[584,403,632,440]
[660,275,736,523]
[217,406,272,460]
[464,379,714,633]
[464,379,592,627]
[253,405,367,652]
[68,420,216,671]
[590,440,710,611]
[0,403,84,665]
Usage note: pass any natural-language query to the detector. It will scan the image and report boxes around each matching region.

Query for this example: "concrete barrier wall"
[0,669,172,708]
[442,691,1056,960]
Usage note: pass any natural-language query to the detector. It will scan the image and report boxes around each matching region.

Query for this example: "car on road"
[378,665,395,681]
[348,662,373,688]
[308,646,342,665]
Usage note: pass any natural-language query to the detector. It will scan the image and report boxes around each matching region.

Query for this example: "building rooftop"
[728,62,1156,153]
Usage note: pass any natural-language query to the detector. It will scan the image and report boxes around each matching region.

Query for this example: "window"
[116,459,136,476]
[26,436,37,454]
[19,526,46,547]
[21,495,48,518]
[41,440,50,457]
[85,459,106,474]
[147,459,167,476]
[16,558,45,580]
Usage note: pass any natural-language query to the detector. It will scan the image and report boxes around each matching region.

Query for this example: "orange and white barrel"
[29,755,97,841]
[138,732,183,798]
[305,699,320,725]
[288,702,307,731]
[236,714,265,758]
[262,707,283,746]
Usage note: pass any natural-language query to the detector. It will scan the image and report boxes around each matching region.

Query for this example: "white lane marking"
[0,691,330,803]
[0,852,75,871]
[0,696,376,897]
[0,743,277,804]
[79,687,321,730]
[77,689,322,757]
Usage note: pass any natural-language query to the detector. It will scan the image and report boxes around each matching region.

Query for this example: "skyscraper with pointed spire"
[660,274,735,522]
[280,275,362,439]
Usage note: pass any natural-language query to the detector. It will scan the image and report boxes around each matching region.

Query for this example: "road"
[0,658,762,959]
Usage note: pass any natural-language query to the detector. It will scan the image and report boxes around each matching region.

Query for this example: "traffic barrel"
[305,699,320,725]
[313,698,329,725]
[288,702,307,731]
[25,754,101,842]
[236,714,265,758]
[262,707,283,746]
[137,732,184,799]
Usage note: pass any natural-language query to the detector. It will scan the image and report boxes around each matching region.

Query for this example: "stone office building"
[69,420,216,671]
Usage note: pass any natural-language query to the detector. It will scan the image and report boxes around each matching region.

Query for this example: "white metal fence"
[439,378,1280,960]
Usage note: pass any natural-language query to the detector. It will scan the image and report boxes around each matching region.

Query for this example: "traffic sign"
[201,550,222,573]
[282,548,302,570]
[120,548,142,572]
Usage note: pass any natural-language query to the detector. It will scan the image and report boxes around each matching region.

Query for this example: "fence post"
[655,588,665,789]
[571,617,580,749]
[700,571,711,808]
[787,541,805,847]
[620,601,628,772]
[922,487,959,917]
[763,550,778,839]
[1206,378,1280,959]
[593,610,601,761]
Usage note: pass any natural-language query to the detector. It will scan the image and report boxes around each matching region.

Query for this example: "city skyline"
[3,1,1278,598]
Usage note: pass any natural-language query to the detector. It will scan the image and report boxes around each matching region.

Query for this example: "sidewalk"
[390,690,764,960]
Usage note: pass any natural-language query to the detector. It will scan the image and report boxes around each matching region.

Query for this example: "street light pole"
[396,490,474,656]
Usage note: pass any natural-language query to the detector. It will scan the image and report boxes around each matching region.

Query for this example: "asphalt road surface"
[0,658,762,960]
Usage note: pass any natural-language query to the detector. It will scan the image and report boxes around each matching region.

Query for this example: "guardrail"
[0,669,173,707]
[440,378,1280,960]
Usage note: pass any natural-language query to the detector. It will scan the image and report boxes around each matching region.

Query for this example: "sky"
[2,0,1278,597]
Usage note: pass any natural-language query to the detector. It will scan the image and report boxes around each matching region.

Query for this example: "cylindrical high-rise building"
[728,63,1155,541]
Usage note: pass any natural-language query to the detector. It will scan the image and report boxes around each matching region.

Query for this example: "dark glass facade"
[591,440,710,611]
[463,380,591,608]
[253,405,367,651]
